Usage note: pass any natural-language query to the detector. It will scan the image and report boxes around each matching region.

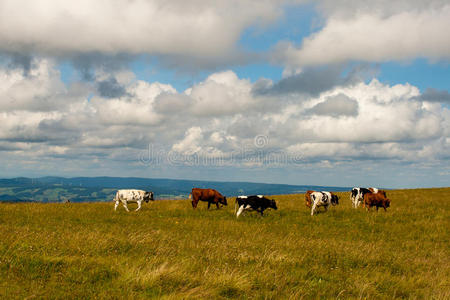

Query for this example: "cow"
[369,187,379,194]
[351,187,373,208]
[189,188,227,209]
[310,191,339,216]
[372,188,387,198]
[305,190,314,208]
[351,187,386,208]
[364,192,390,211]
[235,195,277,218]
[113,189,154,212]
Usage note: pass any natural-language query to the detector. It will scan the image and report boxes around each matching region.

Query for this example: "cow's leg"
[324,205,328,212]
[114,200,120,211]
[236,205,245,218]
[311,202,317,216]
[260,208,264,216]
[135,200,142,211]
[207,201,211,209]
[216,202,220,209]
[122,201,130,212]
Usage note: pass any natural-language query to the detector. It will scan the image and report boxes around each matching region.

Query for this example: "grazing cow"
[351,187,373,208]
[373,189,387,198]
[364,192,390,211]
[189,188,227,209]
[114,189,154,212]
[305,190,314,208]
[310,191,339,216]
[369,187,379,194]
[235,195,277,217]
[351,187,386,208]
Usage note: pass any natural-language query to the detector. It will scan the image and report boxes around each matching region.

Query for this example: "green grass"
[0,188,449,299]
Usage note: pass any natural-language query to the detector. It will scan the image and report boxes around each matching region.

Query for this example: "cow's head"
[144,191,154,202]
[270,199,278,210]
[220,196,228,206]
[384,198,391,208]
[331,194,339,206]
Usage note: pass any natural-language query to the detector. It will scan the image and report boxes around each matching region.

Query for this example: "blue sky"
[0,0,449,188]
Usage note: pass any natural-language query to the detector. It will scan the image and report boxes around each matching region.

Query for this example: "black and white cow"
[113,189,154,212]
[235,195,277,217]
[310,191,339,216]
[350,187,379,208]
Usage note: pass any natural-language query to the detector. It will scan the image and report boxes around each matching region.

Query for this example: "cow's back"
[191,188,216,201]
[115,189,146,204]
[364,193,380,205]
[310,192,323,202]
[117,189,140,199]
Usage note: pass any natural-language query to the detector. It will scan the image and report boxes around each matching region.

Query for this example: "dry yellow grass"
[0,188,449,299]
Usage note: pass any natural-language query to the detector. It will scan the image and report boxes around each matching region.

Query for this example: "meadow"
[0,188,449,299]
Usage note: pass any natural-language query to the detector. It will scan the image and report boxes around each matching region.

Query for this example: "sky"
[0,0,449,188]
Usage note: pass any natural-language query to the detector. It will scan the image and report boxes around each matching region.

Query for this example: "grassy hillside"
[0,188,449,299]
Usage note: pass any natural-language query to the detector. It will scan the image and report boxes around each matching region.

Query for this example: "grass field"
[0,188,449,299]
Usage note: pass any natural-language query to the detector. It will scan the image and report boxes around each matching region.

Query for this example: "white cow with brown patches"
[113,189,154,212]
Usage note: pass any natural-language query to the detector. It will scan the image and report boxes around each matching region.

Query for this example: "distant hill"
[0,176,351,203]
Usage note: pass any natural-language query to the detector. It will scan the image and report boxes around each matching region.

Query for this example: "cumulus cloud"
[275,4,450,67]
[0,59,448,181]
[0,0,287,69]
[186,71,258,116]
[415,88,450,103]
[308,93,358,117]
[96,77,128,99]
[253,65,361,97]
[316,0,448,18]
[6,53,34,75]
[0,59,70,112]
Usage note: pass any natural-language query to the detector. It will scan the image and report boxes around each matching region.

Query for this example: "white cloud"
[187,70,257,116]
[0,59,70,111]
[172,127,204,155]
[308,93,358,117]
[91,81,175,126]
[275,4,450,67]
[316,0,448,18]
[0,60,448,180]
[0,0,285,65]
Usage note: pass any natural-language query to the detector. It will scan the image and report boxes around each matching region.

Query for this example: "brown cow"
[364,192,390,211]
[305,190,314,208]
[189,188,227,209]
[369,187,387,198]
